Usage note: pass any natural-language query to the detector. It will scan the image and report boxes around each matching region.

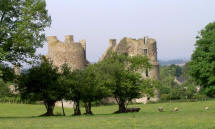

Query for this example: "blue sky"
[41,0,215,62]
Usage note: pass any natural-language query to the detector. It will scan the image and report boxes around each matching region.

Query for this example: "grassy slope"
[0,101,215,129]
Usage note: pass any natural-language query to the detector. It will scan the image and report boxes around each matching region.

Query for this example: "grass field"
[0,100,215,129]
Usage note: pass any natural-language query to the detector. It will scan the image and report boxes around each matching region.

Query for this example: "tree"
[62,64,110,115]
[170,64,182,77]
[98,52,157,113]
[160,65,176,88]
[0,78,10,98]
[62,67,84,116]
[189,22,215,97]
[0,0,51,64]
[80,64,110,115]
[0,64,16,82]
[0,64,15,99]
[17,57,63,116]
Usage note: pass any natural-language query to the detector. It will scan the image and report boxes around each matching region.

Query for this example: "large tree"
[17,57,63,116]
[0,0,51,64]
[62,69,83,116]
[98,53,157,113]
[189,22,215,97]
[62,64,109,115]
[80,64,110,115]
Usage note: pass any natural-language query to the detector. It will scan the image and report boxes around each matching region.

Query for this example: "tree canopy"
[80,64,110,114]
[189,22,215,97]
[0,0,51,64]
[62,64,110,115]
[61,68,83,116]
[17,57,63,116]
[97,52,158,113]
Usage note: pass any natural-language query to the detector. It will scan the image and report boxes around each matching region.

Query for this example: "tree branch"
[0,11,6,23]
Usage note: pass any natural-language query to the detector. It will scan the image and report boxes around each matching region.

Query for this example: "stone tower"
[46,35,88,70]
[100,36,160,103]
[100,36,160,80]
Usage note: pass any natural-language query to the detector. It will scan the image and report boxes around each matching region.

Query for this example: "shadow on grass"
[0,110,168,119]
[0,114,68,119]
[0,116,39,119]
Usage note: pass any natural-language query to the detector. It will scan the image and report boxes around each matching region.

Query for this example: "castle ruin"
[100,36,160,80]
[46,35,160,104]
[46,35,88,70]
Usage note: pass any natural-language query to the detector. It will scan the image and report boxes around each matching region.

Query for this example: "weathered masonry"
[100,37,160,80]
[46,35,88,71]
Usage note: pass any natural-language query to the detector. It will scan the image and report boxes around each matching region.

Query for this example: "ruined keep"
[100,36,160,103]
[46,35,88,71]
[100,36,160,80]
[46,35,160,104]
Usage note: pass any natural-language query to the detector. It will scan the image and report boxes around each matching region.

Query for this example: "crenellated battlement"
[64,35,74,43]
[109,39,117,47]
[46,35,88,71]
[47,36,58,43]
[100,36,159,79]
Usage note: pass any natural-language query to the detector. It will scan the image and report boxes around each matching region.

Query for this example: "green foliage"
[0,96,33,104]
[97,52,157,112]
[0,78,10,97]
[159,65,179,96]
[0,63,16,100]
[80,64,109,103]
[17,57,62,102]
[160,64,182,79]
[17,57,63,116]
[189,22,215,97]
[0,0,51,64]
[159,64,204,101]
[60,67,83,115]
[60,53,156,114]
[160,80,205,101]
[62,64,110,115]
[181,63,191,81]
[63,69,82,102]
[0,63,15,82]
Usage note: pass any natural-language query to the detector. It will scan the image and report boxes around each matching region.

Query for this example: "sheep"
[174,107,179,112]
[158,107,163,112]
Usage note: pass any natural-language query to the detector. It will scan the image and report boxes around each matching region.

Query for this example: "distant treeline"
[159,59,189,66]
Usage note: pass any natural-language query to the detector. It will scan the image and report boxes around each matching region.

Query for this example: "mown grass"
[0,100,215,129]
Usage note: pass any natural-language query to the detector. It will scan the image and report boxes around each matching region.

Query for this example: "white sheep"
[174,107,179,112]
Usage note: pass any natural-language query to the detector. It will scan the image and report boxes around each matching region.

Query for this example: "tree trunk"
[73,100,81,115]
[41,100,55,116]
[61,100,65,116]
[84,102,93,115]
[115,100,127,113]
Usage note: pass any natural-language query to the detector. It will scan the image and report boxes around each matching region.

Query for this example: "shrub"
[160,94,170,100]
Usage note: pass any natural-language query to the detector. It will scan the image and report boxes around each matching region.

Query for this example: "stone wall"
[46,35,88,71]
[100,36,160,80]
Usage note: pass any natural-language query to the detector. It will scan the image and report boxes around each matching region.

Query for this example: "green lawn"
[0,101,215,129]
